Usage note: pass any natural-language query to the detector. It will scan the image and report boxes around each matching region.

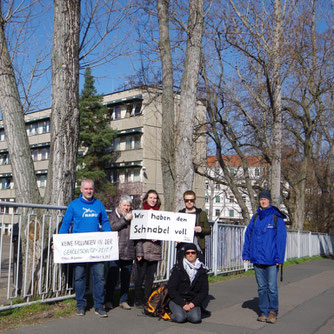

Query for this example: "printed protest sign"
[53,232,118,264]
[130,210,195,242]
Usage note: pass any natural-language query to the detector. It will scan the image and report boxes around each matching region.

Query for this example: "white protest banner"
[130,210,195,242]
[53,232,118,264]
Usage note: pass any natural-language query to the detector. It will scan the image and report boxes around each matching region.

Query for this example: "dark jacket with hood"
[167,261,208,307]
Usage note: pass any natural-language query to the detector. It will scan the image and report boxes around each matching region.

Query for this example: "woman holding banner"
[105,195,135,310]
[134,190,162,308]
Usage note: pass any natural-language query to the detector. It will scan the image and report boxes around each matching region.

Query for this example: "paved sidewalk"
[3,259,334,334]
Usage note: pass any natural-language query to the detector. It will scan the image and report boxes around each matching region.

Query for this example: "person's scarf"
[183,258,202,284]
[143,203,159,210]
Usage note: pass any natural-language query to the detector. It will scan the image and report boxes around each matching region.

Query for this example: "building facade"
[205,155,268,223]
[0,87,206,210]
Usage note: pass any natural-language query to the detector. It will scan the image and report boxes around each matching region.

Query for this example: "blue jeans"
[105,260,133,303]
[169,300,201,323]
[254,264,279,316]
[74,262,105,310]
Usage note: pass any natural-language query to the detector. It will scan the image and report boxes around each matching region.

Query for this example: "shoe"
[95,308,108,318]
[76,307,85,316]
[257,315,267,322]
[266,311,277,324]
[105,301,114,310]
[201,308,211,318]
[134,301,144,309]
[119,302,131,310]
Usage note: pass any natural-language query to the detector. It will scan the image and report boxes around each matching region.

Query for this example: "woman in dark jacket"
[167,243,208,323]
[105,195,135,310]
[134,189,162,307]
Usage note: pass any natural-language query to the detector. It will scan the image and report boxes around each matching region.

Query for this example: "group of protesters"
[58,178,211,321]
[58,178,287,325]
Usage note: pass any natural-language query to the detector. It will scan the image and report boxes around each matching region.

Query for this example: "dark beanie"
[258,190,272,202]
[184,243,197,255]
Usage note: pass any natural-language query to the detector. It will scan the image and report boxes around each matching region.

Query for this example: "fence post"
[309,232,312,257]
[212,221,218,276]
[297,230,301,258]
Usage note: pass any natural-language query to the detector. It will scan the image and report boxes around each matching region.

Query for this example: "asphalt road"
[3,258,334,334]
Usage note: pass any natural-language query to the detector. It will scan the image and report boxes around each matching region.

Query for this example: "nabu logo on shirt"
[82,208,98,218]
[267,223,274,229]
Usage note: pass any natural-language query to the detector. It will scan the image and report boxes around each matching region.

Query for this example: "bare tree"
[156,0,204,210]
[157,0,175,211]
[0,2,42,204]
[43,0,80,206]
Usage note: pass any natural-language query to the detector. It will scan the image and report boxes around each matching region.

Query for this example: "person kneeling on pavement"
[167,243,208,323]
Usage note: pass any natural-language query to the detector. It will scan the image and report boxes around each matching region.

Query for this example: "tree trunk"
[0,19,41,204]
[44,0,81,206]
[157,0,175,211]
[174,0,204,210]
[269,0,283,207]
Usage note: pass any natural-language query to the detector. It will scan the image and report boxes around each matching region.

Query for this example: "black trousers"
[134,259,158,302]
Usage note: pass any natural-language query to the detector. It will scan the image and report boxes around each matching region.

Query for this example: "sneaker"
[266,311,277,324]
[95,308,108,318]
[76,307,85,316]
[257,315,267,322]
[119,302,131,310]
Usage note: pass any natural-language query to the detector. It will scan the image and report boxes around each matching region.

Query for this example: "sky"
[5,0,145,112]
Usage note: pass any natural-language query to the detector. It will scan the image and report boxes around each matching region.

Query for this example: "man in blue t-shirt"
[59,178,111,318]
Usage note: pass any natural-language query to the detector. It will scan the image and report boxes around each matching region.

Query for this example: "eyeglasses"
[185,251,196,255]
[184,199,195,203]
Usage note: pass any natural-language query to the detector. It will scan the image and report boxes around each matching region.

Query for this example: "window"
[112,106,122,120]
[134,101,142,115]
[133,168,140,182]
[242,196,247,203]
[1,178,11,190]
[205,196,208,203]
[0,154,9,165]
[41,148,49,160]
[28,123,39,136]
[133,135,141,149]
[205,183,209,189]
[215,183,220,190]
[41,120,50,133]
[32,150,39,161]
[125,104,132,118]
[0,129,6,141]
[38,175,47,187]
[205,209,209,215]
[229,195,234,203]
[229,209,234,217]
[112,138,120,150]
[255,168,260,177]
[125,136,132,150]
[215,209,220,217]
[111,170,119,183]
[215,196,220,203]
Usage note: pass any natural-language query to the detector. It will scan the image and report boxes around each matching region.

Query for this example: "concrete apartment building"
[205,155,268,223]
[0,87,206,210]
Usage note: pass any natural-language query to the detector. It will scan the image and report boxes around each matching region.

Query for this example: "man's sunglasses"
[184,199,195,203]
[185,251,196,255]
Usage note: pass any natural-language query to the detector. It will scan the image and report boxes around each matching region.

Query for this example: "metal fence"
[1,202,333,311]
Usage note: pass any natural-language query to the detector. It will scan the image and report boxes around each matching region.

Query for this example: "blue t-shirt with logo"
[59,194,111,234]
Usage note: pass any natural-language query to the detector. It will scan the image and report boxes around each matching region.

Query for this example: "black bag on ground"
[143,284,171,320]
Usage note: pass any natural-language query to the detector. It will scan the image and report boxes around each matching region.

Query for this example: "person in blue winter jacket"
[242,190,287,324]
[59,178,111,318]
